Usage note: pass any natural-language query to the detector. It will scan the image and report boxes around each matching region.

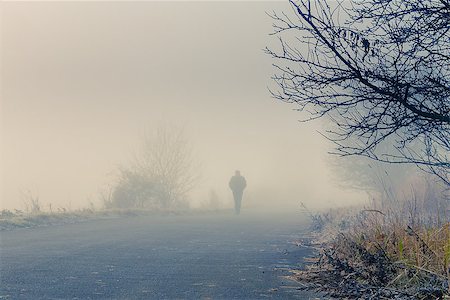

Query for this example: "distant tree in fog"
[328,153,417,201]
[109,168,156,209]
[266,0,450,184]
[109,126,199,209]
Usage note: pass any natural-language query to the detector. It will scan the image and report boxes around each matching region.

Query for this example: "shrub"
[108,125,198,210]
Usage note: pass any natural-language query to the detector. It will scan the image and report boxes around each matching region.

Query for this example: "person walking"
[229,170,247,215]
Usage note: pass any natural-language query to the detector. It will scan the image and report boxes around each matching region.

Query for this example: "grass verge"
[293,187,449,299]
[0,207,226,230]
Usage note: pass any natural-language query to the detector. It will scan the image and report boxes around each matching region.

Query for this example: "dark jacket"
[229,175,247,192]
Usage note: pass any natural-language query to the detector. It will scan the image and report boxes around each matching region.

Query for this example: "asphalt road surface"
[1,210,320,299]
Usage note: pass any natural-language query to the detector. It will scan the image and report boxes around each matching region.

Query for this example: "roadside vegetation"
[0,208,106,230]
[295,175,449,298]
[0,125,226,231]
[267,0,449,297]
[0,196,225,231]
[0,187,193,230]
[103,125,199,210]
[0,207,199,231]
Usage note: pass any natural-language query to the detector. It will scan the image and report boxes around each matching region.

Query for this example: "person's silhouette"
[229,170,247,215]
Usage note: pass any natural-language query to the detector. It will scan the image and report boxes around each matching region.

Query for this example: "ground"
[1,210,321,299]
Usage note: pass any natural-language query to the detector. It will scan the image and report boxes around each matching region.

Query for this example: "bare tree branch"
[267,0,450,184]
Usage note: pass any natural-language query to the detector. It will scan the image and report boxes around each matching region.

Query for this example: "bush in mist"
[108,126,198,210]
[110,169,156,209]
[199,189,227,210]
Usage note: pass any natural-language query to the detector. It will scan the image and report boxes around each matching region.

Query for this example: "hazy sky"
[1,1,365,211]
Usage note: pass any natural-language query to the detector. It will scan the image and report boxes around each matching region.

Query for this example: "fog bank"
[1,1,366,211]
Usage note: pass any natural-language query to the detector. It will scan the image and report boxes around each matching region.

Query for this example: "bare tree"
[136,126,199,207]
[266,0,450,184]
[111,125,199,209]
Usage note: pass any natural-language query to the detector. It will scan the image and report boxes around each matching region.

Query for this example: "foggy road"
[1,211,319,299]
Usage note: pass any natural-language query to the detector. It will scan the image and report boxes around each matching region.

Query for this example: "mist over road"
[1,211,318,299]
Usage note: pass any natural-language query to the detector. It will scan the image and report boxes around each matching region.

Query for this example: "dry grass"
[0,208,108,230]
[0,206,228,230]
[295,178,450,299]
